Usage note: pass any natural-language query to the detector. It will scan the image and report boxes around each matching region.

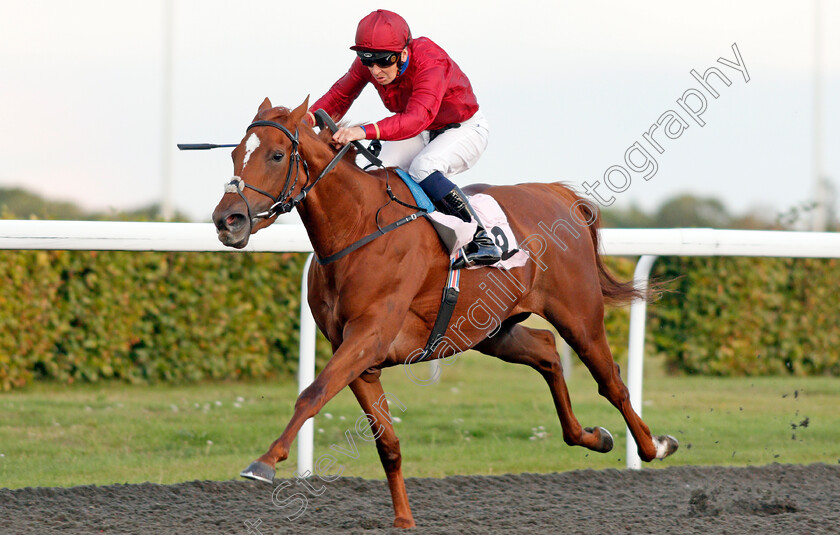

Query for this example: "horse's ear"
[258,97,272,114]
[290,95,310,125]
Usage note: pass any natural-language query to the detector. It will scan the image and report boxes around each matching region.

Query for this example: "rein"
[309,110,426,265]
[224,117,357,223]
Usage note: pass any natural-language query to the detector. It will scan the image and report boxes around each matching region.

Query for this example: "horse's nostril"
[229,213,246,226]
[215,211,247,232]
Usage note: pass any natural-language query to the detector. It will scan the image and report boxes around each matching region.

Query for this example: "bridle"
[210,109,425,265]
[225,119,309,225]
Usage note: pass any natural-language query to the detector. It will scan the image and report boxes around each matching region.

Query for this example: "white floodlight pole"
[161,0,175,221]
[811,0,826,231]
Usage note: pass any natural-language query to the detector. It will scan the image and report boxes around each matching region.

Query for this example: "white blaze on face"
[242,133,261,170]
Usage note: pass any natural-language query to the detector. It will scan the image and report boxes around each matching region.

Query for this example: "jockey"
[307,9,502,269]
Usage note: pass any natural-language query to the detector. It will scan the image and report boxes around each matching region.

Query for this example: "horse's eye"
[272,152,284,162]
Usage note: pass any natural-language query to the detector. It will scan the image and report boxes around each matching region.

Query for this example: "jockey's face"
[368,49,408,85]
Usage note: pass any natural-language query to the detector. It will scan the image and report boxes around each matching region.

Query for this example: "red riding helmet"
[350,9,412,52]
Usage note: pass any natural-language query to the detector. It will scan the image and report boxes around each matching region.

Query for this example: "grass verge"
[1,351,838,489]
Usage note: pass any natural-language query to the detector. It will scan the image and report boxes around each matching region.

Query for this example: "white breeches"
[376,110,490,183]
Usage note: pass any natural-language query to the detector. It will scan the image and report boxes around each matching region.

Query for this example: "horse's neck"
[295,139,378,260]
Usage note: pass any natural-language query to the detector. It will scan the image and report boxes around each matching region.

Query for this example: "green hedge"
[601,257,635,366]
[3,251,838,391]
[649,256,840,376]
[0,250,332,391]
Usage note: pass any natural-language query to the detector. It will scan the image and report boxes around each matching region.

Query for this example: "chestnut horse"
[211,97,678,528]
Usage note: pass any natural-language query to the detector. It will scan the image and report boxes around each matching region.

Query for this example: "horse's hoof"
[654,434,679,459]
[240,460,276,483]
[585,426,614,453]
[393,516,416,529]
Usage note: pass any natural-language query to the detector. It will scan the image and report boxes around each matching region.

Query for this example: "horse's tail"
[563,187,652,306]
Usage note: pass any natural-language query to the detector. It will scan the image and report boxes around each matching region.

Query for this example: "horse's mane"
[314,125,362,169]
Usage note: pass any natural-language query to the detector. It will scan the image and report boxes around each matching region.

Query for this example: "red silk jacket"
[310,37,479,141]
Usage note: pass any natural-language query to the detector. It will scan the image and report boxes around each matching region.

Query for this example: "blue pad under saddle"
[395,169,435,213]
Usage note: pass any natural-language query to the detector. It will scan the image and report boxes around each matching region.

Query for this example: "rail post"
[297,253,316,476]
[625,254,658,470]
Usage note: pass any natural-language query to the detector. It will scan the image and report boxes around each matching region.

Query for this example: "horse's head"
[212,96,310,248]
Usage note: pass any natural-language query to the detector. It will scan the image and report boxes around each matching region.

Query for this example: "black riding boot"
[434,186,502,269]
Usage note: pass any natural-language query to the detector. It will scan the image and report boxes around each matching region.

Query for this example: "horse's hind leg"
[546,306,678,462]
[475,323,614,453]
[348,371,415,529]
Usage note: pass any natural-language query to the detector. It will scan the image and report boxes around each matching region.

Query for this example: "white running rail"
[4,221,840,473]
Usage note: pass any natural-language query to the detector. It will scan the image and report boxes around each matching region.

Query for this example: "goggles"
[357,50,399,68]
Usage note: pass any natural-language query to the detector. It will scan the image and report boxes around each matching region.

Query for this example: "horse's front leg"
[240,316,397,482]
[349,371,415,529]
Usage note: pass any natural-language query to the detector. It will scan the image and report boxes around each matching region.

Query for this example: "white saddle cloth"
[427,193,529,270]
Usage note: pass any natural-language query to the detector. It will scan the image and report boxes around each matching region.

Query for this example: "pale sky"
[1,0,838,223]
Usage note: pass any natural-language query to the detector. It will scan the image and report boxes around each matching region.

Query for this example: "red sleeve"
[371,60,449,141]
[310,60,369,122]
